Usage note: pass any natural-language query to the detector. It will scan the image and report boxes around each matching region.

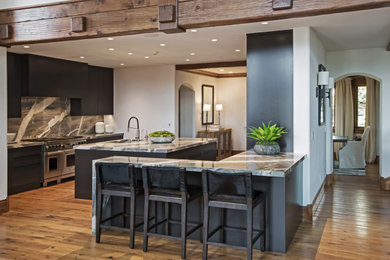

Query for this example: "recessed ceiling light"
[190,29,198,33]
[261,22,269,25]
[219,69,225,72]
[107,37,114,40]
[80,56,85,59]
[160,43,166,47]
[120,63,125,66]
[229,71,233,74]
[23,45,30,48]
[211,39,218,42]
[108,48,115,51]
[128,52,133,55]
[144,56,150,59]
[190,52,196,56]
[186,59,191,62]
[235,49,241,52]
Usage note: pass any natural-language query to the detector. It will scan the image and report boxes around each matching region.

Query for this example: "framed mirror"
[202,84,214,125]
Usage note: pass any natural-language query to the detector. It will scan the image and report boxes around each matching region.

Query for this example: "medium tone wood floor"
[0,163,389,259]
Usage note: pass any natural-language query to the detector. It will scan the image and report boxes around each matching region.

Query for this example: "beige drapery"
[334,78,354,157]
[365,77,378,163]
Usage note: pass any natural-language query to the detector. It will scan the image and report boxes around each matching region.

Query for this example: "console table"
[197,128,232,160]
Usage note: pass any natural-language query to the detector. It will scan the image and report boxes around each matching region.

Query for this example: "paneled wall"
[246,30,294,151]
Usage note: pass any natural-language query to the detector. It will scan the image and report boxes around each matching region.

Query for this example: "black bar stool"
[201,169,266,260]
[142,166,203,259]
[95,162,145,249]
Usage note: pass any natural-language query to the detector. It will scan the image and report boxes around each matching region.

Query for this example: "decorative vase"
[254,143,280,155]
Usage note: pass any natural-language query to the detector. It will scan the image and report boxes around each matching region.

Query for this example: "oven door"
[62,149,75,176]
[45,151,63,179]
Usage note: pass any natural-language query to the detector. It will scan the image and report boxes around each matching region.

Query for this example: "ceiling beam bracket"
[272,0,293,10]
[0,24,12,40]
[71,16,87,33]
[158,0,185,34]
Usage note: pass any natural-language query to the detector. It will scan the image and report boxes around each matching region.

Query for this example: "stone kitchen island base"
[92,151,305,253]
[74,138,217,199]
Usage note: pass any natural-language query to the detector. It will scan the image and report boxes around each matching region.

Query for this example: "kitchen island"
[91,151,305,253]
[74,138,217,199]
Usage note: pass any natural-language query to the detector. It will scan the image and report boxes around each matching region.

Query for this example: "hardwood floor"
[0,163,389,259]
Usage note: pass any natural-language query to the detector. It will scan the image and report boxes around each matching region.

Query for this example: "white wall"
[327,48,390,178]
[175,71,247,151]
[114,65,176,138]
[0,0,70,9]
[0,47,7,200]
[175,71,218,135]
[216,77,247,151]
[293,27,329,205]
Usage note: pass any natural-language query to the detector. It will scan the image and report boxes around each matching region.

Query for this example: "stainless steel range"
[23,136,87,186]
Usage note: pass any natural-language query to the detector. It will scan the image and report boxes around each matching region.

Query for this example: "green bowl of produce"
[149,131,175,143]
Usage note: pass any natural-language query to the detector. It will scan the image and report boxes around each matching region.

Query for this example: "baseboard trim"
[380,176,390,190]
[0,197,9,215]
[303,173,334,221]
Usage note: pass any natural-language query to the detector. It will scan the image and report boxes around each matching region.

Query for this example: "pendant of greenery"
[248,121,287,146]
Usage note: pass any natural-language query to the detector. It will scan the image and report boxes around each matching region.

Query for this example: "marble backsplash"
[8,97,104,142]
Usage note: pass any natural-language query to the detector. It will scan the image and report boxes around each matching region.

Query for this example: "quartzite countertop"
[7,141,44,149]
[74,138,217,153]
[94,151,305,177]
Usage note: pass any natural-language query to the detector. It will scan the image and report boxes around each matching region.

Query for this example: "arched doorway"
[333,74,381,175]
[178,85,195,138]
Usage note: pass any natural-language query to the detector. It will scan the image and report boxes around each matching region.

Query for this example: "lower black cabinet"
[8,145,43,195]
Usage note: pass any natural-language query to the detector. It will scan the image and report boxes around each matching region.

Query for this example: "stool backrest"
[202,169,253,198]
[95,162,136,187]
[142,166,187,192]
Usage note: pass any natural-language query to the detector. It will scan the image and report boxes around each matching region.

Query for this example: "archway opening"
[178,85,196,138]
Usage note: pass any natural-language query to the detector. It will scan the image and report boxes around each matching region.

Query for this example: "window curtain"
[365,77,378,164]
[334,78,354,158]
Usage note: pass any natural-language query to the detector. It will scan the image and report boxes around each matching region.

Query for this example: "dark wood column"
[246,30,293,152]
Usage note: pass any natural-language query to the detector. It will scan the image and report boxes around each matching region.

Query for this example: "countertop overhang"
[74,138,217,153]
[94,151,306,177]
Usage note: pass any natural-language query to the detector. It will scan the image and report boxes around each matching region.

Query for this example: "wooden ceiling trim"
[0,6,159,45]
[178,0,390,28]
[0,0,159,25]
[176,61,246,70]
[181,69,246,78]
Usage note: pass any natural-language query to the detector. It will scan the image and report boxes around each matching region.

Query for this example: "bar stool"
[201,169,266,260]
[142,166,203,259]
[95,162,144,249]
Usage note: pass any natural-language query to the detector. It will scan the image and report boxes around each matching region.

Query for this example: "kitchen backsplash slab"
[8,97,103,142]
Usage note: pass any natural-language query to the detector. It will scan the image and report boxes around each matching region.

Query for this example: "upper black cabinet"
[7,53,113,117]
[7,53,22,118]
[83,66,113,115]
[23,54,88,98]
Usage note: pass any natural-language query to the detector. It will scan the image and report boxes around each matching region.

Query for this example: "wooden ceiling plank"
[0,0,159,25]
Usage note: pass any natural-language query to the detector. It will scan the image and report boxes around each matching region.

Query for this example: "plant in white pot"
[248,122,287,155]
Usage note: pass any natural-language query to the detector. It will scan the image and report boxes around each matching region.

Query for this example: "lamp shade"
[216,104,223,111]
[203,104,211,112]
[318,71,329,85]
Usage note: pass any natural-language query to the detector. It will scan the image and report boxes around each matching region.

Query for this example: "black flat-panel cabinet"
[83,65,113,115]
[8,146,43,195]
[246,30,294,152]
[7,53,22,118]
[23,54,88,98]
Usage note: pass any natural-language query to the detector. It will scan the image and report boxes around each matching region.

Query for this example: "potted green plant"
[248,121,287,155]
[149,130,175,143]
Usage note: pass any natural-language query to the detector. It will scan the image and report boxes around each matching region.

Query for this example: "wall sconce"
[317,64,329,97]
[216,104,223,125]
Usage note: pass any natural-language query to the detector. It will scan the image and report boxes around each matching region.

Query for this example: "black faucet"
[127,116,140,141]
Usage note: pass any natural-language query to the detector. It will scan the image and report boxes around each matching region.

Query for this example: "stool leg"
[96,191,103,243]
[165,202,170,235]
[202,196,209,260]
[246,203,253,260]
[123,197,126,227]
[154,201,158,233]
[129,193,136,249]
[181,197,188,259]
[261,200,266,252]
[143,194,150,252]
[220,208,225,243]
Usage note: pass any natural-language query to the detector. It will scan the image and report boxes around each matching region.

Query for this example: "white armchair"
[339,126,370,169]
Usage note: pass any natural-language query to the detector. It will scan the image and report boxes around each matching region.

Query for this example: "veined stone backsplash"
[8,97,104,142]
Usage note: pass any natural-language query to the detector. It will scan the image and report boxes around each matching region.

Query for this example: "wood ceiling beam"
[176,61,246,70]
[177,0,390,28]
[0,0,389,45]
